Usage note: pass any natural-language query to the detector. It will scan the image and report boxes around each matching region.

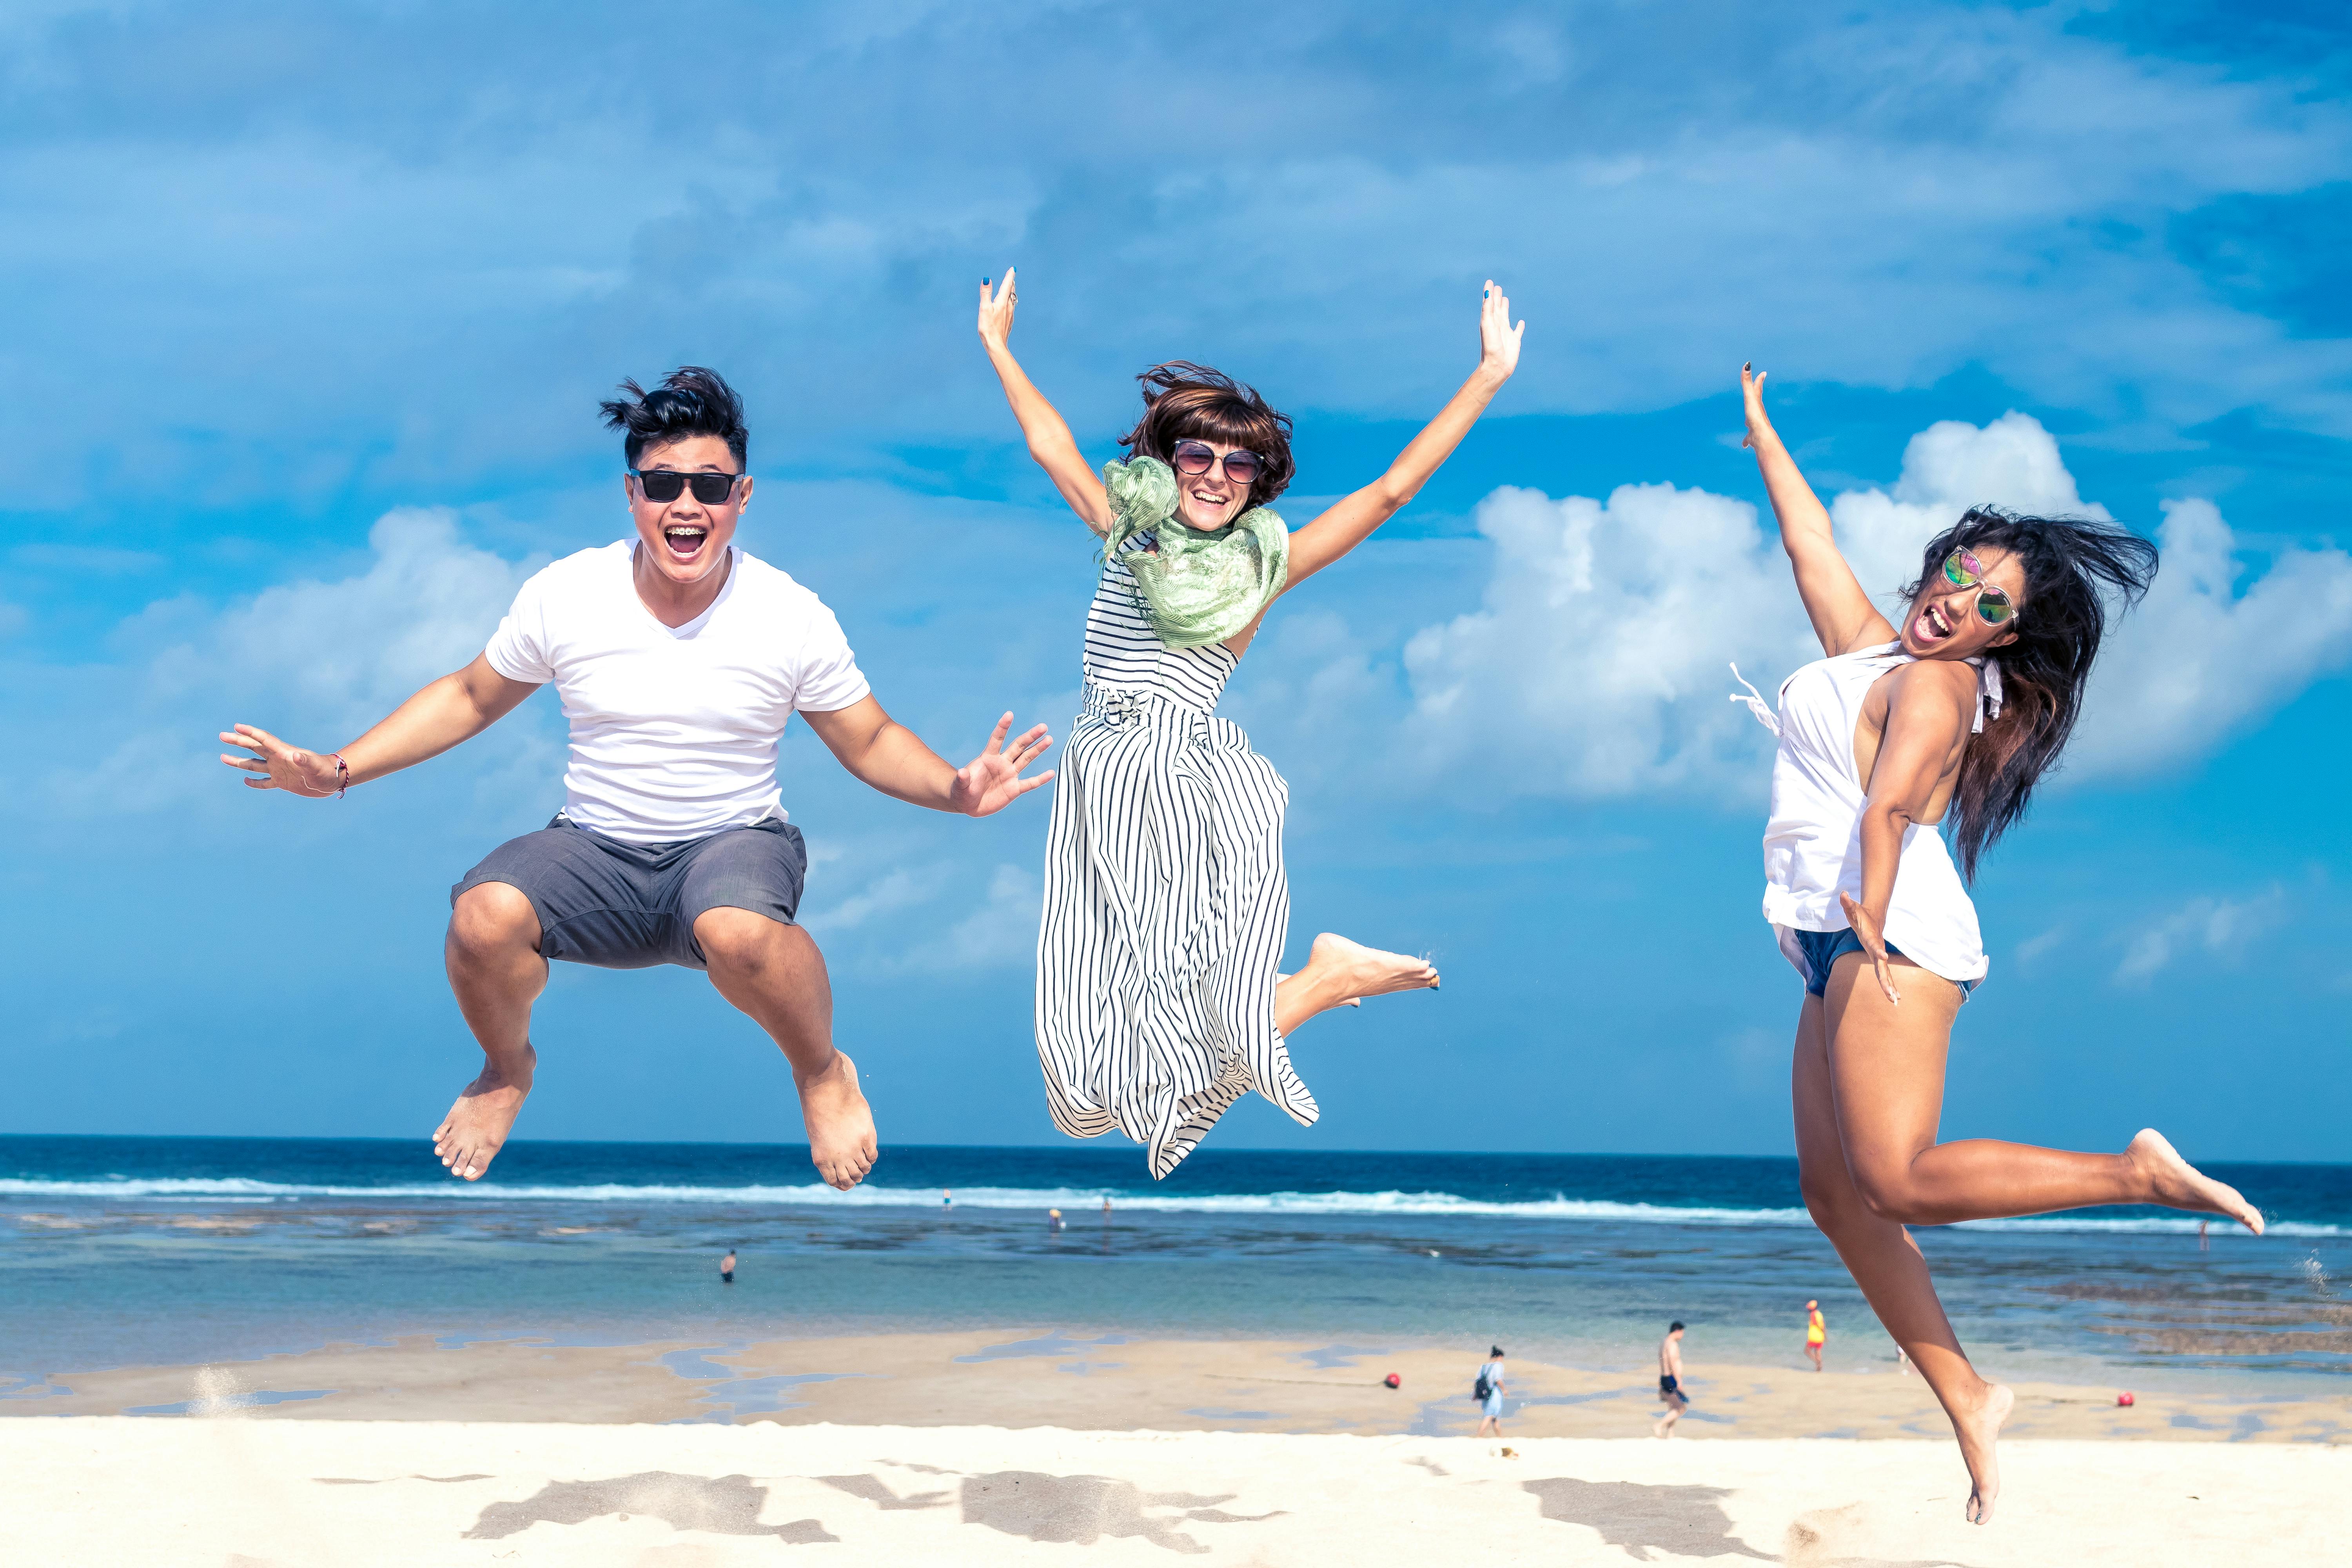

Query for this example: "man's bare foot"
[2127,1128,2264,1235]
[1307,933,1440,1003]
[799,1049,878,1191]
[431,1049,534,1182]
[1950,1380,2013,1525]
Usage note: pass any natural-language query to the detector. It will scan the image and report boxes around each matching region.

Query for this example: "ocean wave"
[1,1176,2339,1235]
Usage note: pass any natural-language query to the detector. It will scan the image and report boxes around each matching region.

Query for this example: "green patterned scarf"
[1100,455,1289,650]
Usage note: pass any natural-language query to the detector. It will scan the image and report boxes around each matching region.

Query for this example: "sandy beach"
[16,1329,2350,1561]
[18,1417,2349,1565]
[19,1327,2352,1441]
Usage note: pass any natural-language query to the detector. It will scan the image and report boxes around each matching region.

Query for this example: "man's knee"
[695,906,792,974]
[449,882,541,961]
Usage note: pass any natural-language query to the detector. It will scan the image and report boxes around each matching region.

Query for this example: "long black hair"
[1914,507,2159,880]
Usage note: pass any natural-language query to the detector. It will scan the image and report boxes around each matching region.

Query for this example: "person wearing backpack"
[1473,1345,1507,1437]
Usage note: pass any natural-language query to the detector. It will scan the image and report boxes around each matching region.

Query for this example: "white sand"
[18,1417,2347,1565]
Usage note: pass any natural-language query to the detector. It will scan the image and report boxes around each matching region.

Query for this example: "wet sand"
[13,1417,2348,1565]
[14,1328,2351,1441]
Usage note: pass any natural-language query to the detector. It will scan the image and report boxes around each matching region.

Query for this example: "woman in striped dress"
[978,272,1524,1176]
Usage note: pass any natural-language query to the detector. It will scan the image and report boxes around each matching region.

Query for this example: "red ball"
[2116,1392,2136,1407]
[1384,1373,1402,1389]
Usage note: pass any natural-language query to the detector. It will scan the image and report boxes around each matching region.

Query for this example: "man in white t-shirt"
[220,368,1053,1191]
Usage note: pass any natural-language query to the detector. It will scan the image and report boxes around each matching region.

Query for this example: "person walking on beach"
[1654,1322,1690,1437]
[1733,365,2265,1525]
[1804,1300,1825,1371]
[220,368,1054,1193]
[978,271,1523,1176]
[720,1248,737,1285]
[1474,1347,1507,1438]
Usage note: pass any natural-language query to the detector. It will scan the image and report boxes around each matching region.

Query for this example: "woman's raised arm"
[1281,281,1524,590]
[978,269,1112,535]
[1742,365,1894,657]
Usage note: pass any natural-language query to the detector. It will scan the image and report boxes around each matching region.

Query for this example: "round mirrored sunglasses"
[1942,549,2018,625]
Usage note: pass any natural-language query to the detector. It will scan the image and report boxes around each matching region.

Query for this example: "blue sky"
[4,1,2348,1165]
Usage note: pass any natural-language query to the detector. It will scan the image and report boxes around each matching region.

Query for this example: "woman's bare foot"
[1307,933,1440,1002]
[2127,1128,2264,1234]
[431,1048,534,1181]
[1950,1380,2013,1525]
[798,1049,878,1191]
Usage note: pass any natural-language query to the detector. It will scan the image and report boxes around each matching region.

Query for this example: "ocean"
[5,1136,2346,1400]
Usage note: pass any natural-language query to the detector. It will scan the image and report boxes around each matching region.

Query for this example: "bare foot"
[2127,1128,2263,1235]
[1307,933,1440,1003]
[1951,1380,2013,1525]
[799,1049,878,1191]
[1277,971,1357,1007]
[431,1048,534,1181]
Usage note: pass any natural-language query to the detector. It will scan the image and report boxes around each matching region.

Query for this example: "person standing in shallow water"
[219,368,1053,1192]
[1803,1300,1825,1371]
[720,1248,737,1285]
[1734,365,2264,1526]
[1474,1347,1507,1439]
[978,270,1523,1177]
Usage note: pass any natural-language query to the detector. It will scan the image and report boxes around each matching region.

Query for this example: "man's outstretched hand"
[219,723,342,796]
[948,713,1054,817]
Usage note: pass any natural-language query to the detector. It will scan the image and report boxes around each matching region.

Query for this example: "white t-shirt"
[484,541,870,843]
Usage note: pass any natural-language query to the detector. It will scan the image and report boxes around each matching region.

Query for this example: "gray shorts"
[451,813,807,971]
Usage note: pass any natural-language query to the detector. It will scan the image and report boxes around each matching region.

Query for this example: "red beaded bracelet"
[329,753,350,798]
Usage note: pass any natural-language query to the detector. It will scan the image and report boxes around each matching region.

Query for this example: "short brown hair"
[1118,361,1295,508]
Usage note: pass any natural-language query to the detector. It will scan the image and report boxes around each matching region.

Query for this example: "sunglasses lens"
[688,474,737,504]
[1944,551,1973,587]
[1171,443,1213,474]
[638,471,685,502]
[1978,595,2013,625]
[1224,452,1263,484]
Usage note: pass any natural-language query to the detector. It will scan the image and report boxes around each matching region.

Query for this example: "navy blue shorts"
[1793,926,1976,1002]
[452,814,806,971]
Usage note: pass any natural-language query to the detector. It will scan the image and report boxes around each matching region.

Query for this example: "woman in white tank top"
[976,271,1523,1176]
[1738,365,2264,1526]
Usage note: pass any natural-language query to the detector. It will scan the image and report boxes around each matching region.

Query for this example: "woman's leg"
[1793,985,2012,1524]
[1823,954,2261,1231]
[1273,933,1439,1037]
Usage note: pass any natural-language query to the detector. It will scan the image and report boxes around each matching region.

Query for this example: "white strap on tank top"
[1732,651,2003,737]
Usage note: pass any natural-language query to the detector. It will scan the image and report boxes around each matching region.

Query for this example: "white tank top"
[1733,642,2002,986]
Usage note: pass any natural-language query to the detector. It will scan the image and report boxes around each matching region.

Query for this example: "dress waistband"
[1080,682,1219,722]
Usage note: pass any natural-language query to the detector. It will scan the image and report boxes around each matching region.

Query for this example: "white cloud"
[932,863,1043,971]
[1394,414,2352,799]
[807,867,940,935]
[2116,887,2287,985]
[1827,412,2109,604]
[2072,498,2352,777]
[1399,481,1811,798]
[36,507,547,817]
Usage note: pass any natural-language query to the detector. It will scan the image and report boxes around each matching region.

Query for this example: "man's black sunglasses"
[630,468,744,505]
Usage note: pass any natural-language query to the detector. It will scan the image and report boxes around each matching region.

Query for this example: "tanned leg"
[433,882,545,1181]
[1274,933,1439,1038]
[1824,954,2262,1232]
[695,907,876,1192]
[1793,980,2010,1525]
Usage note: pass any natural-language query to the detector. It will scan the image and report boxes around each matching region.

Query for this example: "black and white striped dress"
[1034,538,1316,1178]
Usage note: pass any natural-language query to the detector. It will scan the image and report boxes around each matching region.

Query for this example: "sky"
[3,0,2348,1167]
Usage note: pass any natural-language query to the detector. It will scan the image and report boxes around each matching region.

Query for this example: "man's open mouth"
[664,525,709,559]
